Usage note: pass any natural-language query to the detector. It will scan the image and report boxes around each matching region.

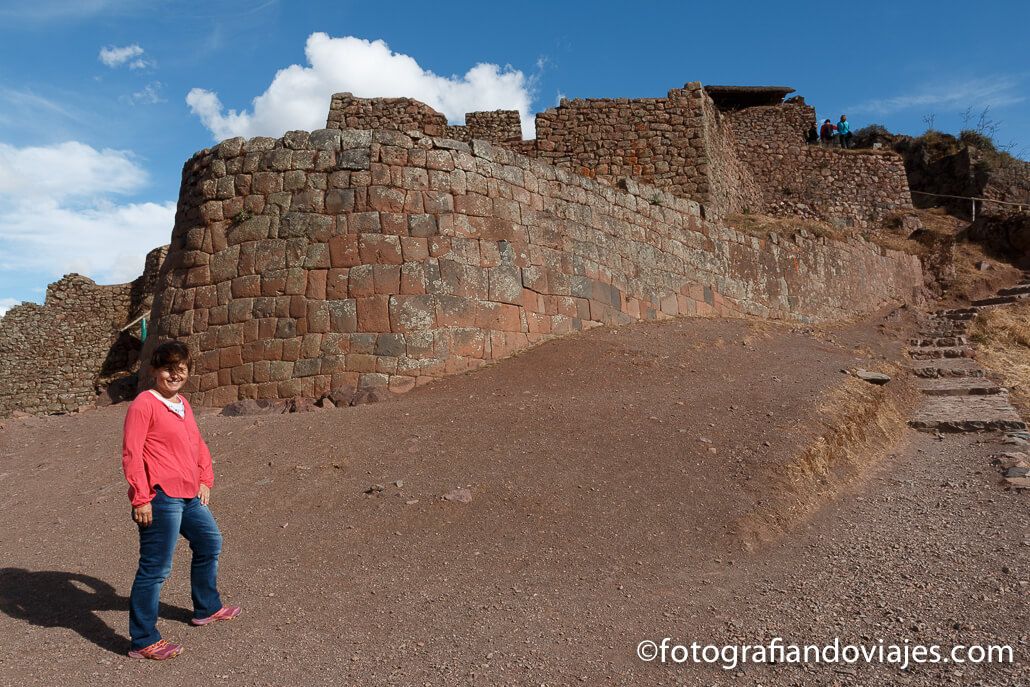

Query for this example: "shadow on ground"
[0,568,190,654]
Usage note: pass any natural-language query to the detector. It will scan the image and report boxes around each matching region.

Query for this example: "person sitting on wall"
[122,340,241,660]
[806,123,819,144]
[819,119,836,147]
[837,114,853,149]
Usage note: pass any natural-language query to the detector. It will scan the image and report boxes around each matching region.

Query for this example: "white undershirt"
[149,389,185,418]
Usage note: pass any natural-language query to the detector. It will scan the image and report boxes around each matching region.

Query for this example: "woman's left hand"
[198,484,211,505]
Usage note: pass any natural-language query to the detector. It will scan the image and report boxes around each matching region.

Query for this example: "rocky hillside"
[853,127,1030,267]
[853,127,1029,217]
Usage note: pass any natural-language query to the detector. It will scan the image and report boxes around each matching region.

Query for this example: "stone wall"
[0,247,167,417]
[327,93,523,145]
[459,110,522,144]
[726,104,913,225]
[144,122,923,407]
[327,94,448,136]
[696,88,764,217]
[532,87,712,205]
[328,87,914,228]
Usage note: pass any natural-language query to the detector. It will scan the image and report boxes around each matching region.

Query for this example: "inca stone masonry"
[0,83,921,415]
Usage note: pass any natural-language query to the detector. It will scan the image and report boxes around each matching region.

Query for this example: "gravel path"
[0,314,1025,686]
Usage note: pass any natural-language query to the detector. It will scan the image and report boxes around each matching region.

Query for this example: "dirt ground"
[0,313,1026,686]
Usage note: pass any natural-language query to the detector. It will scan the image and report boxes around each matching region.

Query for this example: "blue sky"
[1,0,1027,314]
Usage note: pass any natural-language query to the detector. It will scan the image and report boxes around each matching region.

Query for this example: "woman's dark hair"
[151,340,192,371]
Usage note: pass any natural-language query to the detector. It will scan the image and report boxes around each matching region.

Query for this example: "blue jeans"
[129,487,223,649]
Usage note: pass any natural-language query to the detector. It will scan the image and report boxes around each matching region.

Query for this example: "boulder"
[286,397,321,413]
[855,369,891,385]
[323,385,356,407]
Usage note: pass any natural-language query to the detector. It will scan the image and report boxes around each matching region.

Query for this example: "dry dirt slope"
[0,314,1026,686]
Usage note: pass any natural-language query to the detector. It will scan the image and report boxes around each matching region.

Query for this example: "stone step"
[921,325,971,335]
[909,396,1027,433]
[918,331,970,339]
[971,293,1029,307]
[908,358,986,378]
[927,314,971,323]
[916,377,1003,396]
[997,284,1030,297]
[908,347,973,360]
[909,336,968,347]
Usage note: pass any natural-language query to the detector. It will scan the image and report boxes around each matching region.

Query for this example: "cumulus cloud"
[0,297,19,317]
[187,33,536,140]
[0,141,144,198]
[0,141,174,287]
[0,199,175,282]
[99,43,149,69]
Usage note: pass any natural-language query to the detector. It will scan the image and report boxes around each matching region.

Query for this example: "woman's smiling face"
[154,363,189,398]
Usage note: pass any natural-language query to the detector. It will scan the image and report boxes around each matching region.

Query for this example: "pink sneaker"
[128,639,184,660]
[191,605,241,626]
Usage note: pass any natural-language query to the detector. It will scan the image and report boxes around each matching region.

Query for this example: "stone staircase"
[907,272,1029,434]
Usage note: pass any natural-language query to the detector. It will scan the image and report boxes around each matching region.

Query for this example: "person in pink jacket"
[122,341,240,660]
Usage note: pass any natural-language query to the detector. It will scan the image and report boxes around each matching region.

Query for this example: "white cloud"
[125,81,165,105]
[0,297,19,317]
[0,141,143,199]
[849,76,1025,116]
[0,199,175,283]
[0,141,174,286]
[99,43,149,69]
[187,33,536,140]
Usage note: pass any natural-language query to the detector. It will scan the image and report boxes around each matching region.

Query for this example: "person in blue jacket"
[837,115,853,149]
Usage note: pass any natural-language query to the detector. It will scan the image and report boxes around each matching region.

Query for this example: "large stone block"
[487,265,523,305]
[226,216,271,245]
[328,299,357,332]
[355,295,391,332]
[389,295,437,332]
[280,212,334,241]
[358,235,403,265]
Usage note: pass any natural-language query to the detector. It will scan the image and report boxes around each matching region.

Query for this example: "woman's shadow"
[0,568,191,654]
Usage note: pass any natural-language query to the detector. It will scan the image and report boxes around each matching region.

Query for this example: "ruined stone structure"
[327,94,522,146]
[530,83,764,218]
[0,246,167,416]
[140,118,922,407]
[327,83,913,227]
[724,100,912,224]
[0,82,926,415]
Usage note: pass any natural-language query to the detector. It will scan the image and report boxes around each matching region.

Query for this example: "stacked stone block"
[1,277,132,416]
[460,110,522,144]
[327,94,448,136]
[145,120,923,407]
[327,93,523,146]
[696,87,764,216]
[533,88,706,201]
[726,104,913,225]
[531,83,765,218]
[0,246,168,417]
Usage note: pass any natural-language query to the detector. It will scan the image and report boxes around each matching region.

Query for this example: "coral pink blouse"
[122,391,214,507]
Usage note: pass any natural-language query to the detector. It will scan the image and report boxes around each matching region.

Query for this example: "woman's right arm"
[122,400,154,509]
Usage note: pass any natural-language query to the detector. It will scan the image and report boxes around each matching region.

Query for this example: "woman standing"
[122,341,240,660]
